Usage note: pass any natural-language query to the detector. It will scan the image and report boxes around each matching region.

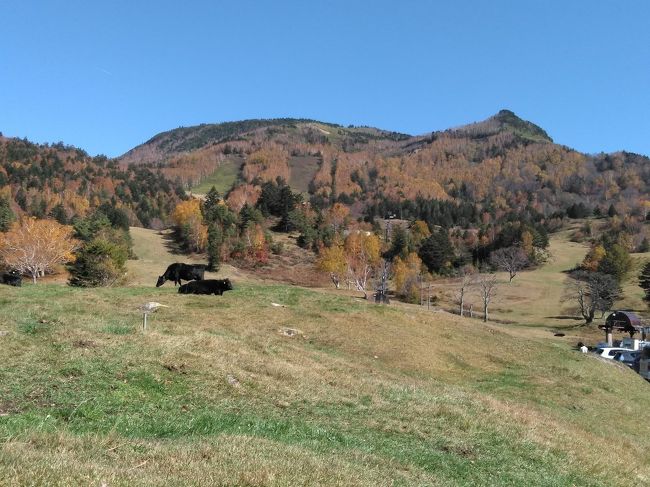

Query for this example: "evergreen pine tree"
[202,186,221,222]
[639,262,650,303]
[386,225,409,260]
[598,243,632,282]
[15,188,27,211]
[49,203,68,225]
[418,229,455,274]
[0,196,15,232]
[207,223,222,272]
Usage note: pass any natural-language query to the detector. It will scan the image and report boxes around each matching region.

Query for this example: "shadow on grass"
[545,315,584,321]
[160,231,186,256]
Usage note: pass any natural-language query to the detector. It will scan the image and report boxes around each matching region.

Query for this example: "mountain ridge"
[117,110,550,165]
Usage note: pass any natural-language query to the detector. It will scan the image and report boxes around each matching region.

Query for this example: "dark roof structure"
[602,311,646,336]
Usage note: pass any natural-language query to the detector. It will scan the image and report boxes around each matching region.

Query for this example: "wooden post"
[606,329,613,347]
[142,313,148,331]
[427,285,431,310]
[469,304,473,318]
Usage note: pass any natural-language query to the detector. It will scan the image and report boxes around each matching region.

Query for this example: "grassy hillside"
[288,155,321,194]
[431,222,650,347]
[1,281,650,486]
[433,225,588,328]
[2,228,650,486]
[191,157,242,196]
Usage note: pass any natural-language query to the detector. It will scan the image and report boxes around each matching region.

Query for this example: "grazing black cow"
[0,269,22,287]
[178,279,233,295]
[156,263,205,287]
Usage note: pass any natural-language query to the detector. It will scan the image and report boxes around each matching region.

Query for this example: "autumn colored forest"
[2,111,648,275]
[2,111,648,235]
[3,112,650,486]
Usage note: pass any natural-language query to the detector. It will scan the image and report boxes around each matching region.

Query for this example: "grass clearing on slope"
[2,282,650,486]
[191,157,242,195]
[288,155,320,194]
[428,224,650,349]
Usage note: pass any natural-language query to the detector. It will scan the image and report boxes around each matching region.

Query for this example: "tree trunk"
[330,273,340,289]
[32,272,37,284]
[483,303,488,322]
[459,293,464,317]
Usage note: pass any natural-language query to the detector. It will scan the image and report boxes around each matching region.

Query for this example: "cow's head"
[224,278,233,290]
[156,275,166,287]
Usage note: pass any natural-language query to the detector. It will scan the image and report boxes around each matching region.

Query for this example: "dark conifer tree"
[0,196,14,231]
[639,262,650,304]
[418,229,455,274]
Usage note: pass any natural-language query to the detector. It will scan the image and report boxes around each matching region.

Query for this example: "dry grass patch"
[1,283,650,485]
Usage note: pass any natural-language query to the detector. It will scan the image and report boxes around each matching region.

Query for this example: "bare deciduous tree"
[564,271,621,324]
[490,246,529,282]
[344,232,381,299]
[477,274,499,322]
[455,268,476,317]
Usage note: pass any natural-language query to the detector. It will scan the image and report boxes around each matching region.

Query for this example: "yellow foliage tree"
[0,218,79,283]
[316,243,347,289]
[521,230,534,258]
[581,245,606,272]
[172,199,208,252]
[393,252,422,303]
[410,220,431,246]
[344,232,381,298]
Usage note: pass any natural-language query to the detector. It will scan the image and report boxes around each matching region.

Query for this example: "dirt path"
[127,227,248,286]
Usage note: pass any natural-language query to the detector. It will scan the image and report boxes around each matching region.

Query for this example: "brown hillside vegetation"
[116,112,650,227]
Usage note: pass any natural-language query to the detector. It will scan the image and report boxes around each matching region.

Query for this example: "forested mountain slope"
[118,111,650,225]
[0,137,184,228]
[2,110,648,231]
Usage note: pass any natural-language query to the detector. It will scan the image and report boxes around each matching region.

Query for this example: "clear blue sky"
[1,1,649,157]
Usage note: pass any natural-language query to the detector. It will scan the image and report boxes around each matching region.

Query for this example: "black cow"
[156,263,205,287]
[0,269,22,287]
[178,279,233,295]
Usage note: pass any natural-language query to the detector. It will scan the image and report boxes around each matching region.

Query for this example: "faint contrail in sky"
[95,67,113,76]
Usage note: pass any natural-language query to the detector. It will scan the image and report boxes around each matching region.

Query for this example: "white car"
[594,347,634,359]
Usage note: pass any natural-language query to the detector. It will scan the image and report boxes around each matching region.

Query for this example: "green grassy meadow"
[2,280,650,486]
[2,226,650,486]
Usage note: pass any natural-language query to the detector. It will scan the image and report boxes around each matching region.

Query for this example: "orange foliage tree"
[581,244,607,272]
[0,218,79,283]
[326,203,350,233]
[243,223,269,264]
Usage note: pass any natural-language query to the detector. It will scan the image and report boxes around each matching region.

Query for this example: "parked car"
[594,347,633,359]
[613,350,642,370]
[620,338,650,351]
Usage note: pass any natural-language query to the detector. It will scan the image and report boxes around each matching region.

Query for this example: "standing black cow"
[0,269,22,287]
[178,279,233,295]
[156,263,205,287]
